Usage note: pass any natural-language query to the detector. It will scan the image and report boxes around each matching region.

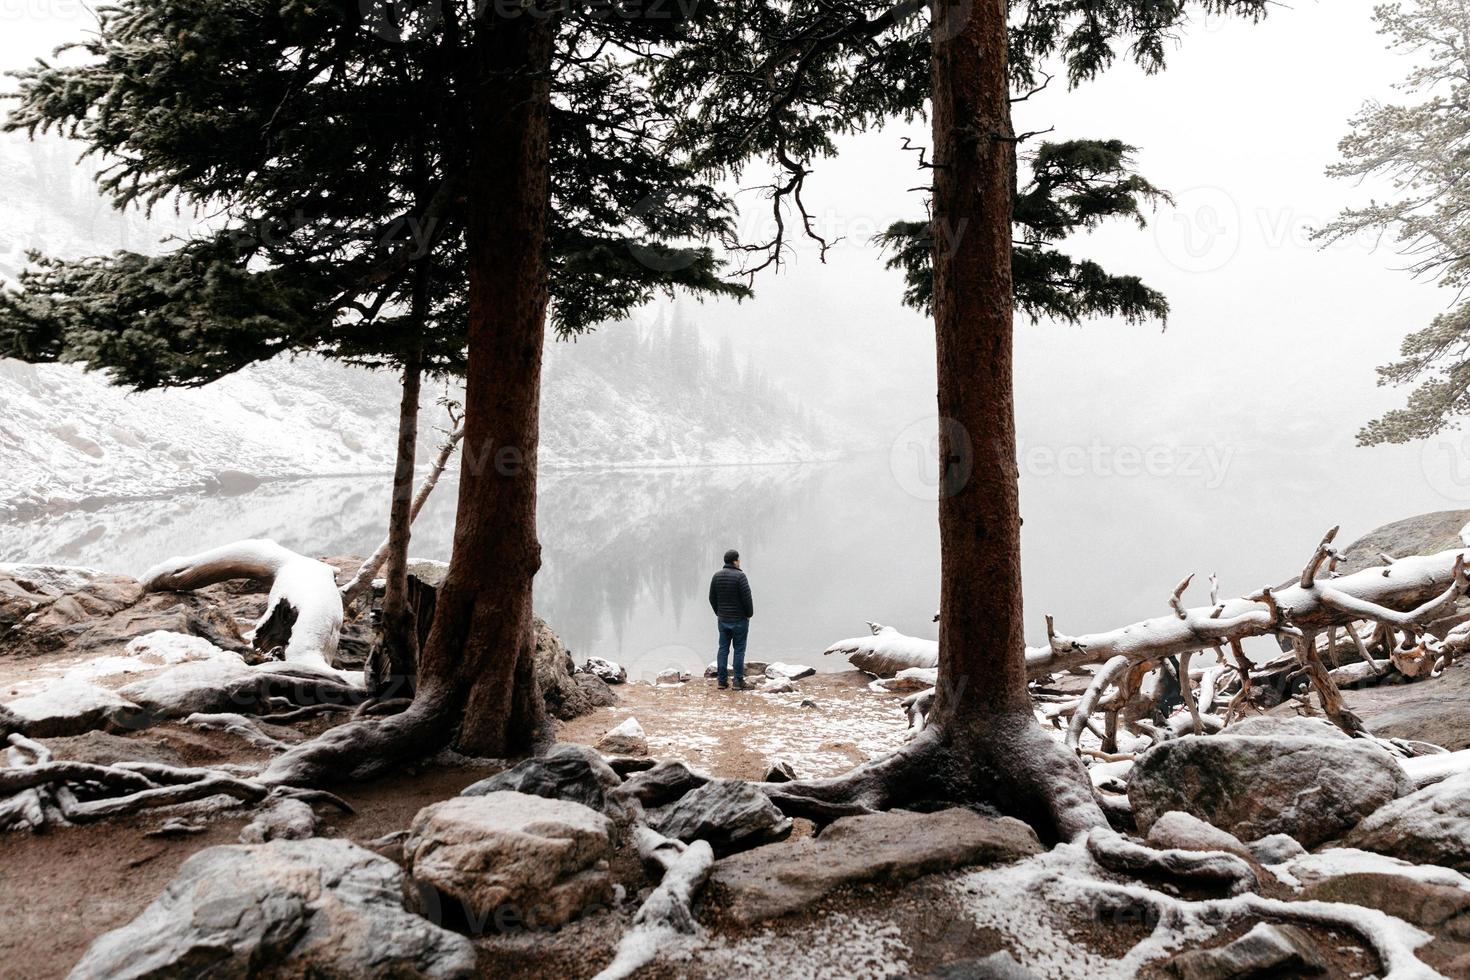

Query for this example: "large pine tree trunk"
[261,12,553,785]
[411,11,553,756]
[763,2,1105,840]
[929,0,1029,723]
[923,0,1101,837]
[368,356,423,698]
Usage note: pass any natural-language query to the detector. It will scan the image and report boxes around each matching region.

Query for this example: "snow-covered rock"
[239,799,319,844]
[125,630,228,666]
[581,657,627,684]
[596,717,648,757]
[654,668,690,686]
[756,679,796,694]
[1342,770,1470,871]
[405,793,615,931]
[1144,811,1253,860]
[3,679,143,737]
[764,663,815,681]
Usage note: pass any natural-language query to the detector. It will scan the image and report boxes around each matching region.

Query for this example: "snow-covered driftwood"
[1030,531,1469,679]
[823,622,937,676]
[142,539,344,669]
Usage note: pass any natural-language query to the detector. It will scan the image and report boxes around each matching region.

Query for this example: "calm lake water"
[3,441,1464,677]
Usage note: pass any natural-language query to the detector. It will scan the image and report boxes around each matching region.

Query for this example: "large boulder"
[1341,770,1470,871]
[461,743,623,816]
[69,838,474,979]
[709,808,1042,925]
[0,564,142,643]
[3,680,144,737]
[405,793,615,931]
[1343,660,1470,752]
[535,618,614,721]
[2,567,250,660]
[1128,733,1414,848]
[651,778,793,855]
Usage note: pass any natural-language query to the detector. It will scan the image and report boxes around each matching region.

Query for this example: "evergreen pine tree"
[647,0,1270,836]
[0,0,746,770]
[1319,0,1470,444]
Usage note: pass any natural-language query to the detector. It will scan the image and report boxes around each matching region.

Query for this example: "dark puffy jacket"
[709,564,753,621]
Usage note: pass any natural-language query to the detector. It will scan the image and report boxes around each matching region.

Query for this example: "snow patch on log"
[142,539,343,669]
[823,622,937,676]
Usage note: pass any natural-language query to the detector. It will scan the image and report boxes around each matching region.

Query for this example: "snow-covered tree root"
[0,733,350,832]
[592,827,714,980]
[142,539,345,669]
[762,711,1106,841]
[962,837,1442,978]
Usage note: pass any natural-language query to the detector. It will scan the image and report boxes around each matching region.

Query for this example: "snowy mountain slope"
[0,356,410,516]
[0,327,839,518]
[0,133,840,516]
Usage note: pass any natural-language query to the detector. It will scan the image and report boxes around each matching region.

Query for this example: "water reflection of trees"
[534,465,822,656]
[0,465,824,661]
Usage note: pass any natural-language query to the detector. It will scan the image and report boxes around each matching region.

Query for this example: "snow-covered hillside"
[0,322,840,518]
[0,356,411,517]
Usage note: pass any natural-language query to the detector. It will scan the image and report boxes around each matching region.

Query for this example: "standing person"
[709,549,754,690]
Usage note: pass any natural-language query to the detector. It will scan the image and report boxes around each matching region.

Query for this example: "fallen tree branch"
[1029,540,1470,678]
[340,424,465,609]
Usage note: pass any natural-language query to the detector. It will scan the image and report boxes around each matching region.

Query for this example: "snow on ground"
[668,913,911,980]
[560,674,914,779]
[0,631,237,698]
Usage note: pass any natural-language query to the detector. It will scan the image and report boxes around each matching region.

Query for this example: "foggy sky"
[1,0,1460,508]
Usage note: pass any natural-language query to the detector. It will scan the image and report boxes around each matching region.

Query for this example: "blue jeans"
[717,619,749,684]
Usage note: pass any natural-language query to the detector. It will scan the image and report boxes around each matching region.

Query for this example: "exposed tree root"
[1084,828,1257,895]
[258,686,459,786]
[184,712,293,752]
[593,828,715,980]
[0,732,353,831]
[761,712,1106,842]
